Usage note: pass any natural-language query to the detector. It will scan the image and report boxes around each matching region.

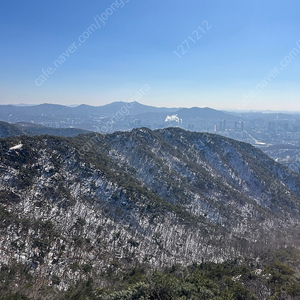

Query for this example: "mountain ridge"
[0,121,90,138]
[0,102,234,118]
[176,107,236,119]
[1,127,300,296]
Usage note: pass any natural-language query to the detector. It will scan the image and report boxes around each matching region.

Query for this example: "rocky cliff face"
[1,128,300,293]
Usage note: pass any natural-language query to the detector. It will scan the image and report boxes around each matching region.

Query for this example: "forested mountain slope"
[0,128,300,298]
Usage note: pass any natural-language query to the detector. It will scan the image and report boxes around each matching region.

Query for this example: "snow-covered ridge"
[1,128,300,290]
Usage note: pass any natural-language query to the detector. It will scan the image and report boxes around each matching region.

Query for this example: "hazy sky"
[1,0,300,110]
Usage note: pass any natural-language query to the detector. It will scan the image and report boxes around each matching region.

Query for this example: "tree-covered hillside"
[1,128,300,299]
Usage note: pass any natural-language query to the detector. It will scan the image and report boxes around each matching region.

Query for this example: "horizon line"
[1,101,300,114]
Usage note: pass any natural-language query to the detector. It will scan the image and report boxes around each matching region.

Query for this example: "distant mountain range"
[0,102,241,140]
[0,102,178,117]
[176,107,235,119]
[0,102,235,118]
[1,102,299,120]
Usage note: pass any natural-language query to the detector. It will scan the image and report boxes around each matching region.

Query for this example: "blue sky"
[0,0,300,110]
